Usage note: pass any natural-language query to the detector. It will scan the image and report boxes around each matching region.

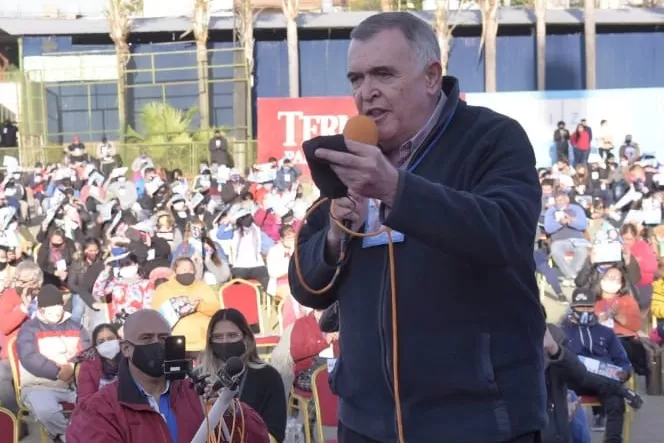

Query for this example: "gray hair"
[350,12,441,69]
[15,260,43,285]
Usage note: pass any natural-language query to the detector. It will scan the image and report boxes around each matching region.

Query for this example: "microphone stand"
[191,387,236,443]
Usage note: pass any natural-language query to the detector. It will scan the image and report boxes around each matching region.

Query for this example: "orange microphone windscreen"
[343,115,379,146]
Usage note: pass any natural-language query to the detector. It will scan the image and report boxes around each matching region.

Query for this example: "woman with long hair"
[198,309,286,443]
[570,123,590,166]
[74,323,122,406]
[621,223,657,315]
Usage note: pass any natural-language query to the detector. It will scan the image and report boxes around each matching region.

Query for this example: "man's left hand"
[315,140,399,206]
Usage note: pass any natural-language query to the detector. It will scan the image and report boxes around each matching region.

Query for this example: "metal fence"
[15,42,254,171]
[2,139,256,177]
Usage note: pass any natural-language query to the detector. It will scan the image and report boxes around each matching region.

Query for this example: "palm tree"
[534,0,546,90]
[192,0,211,129]
[584,0,596,89]
[126,102,200,171]
[479,0,498,92]
[282,0,300,98]
[232,0,255,145]
[105,0,137,139]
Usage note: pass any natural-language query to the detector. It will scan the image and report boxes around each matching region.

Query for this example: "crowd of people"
[537,123,664,443]
[0,134,341,443]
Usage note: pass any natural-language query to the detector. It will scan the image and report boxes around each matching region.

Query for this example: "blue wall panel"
[254,41,289,98]
[545,33,584,91]
[299,39,351,97]
[209,41,235,130]
[597,32,664,89]
[497,35,536,92]
[447,36,484,93]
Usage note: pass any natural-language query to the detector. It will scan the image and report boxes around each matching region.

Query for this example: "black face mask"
[175,272,195,286]
[211,341,246,361]
[130,342,165,378]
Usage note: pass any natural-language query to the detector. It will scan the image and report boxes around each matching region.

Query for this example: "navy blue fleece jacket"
[289,77,546,443]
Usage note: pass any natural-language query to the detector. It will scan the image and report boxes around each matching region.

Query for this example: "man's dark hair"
[350,12,440,69]
[557,121,565,127]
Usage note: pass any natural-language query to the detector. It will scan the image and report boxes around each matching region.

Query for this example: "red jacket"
[75,353,103,406]
[68,358,270,443]
[290,314,328,376]
[632,239,657,285]
[0,288,28,360]
[67,359,204,443]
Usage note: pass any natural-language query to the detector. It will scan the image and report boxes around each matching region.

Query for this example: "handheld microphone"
[338,115,379,253]
[191,357,246,443]
[302,115,378,199]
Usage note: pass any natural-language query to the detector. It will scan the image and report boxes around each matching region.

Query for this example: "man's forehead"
[347,29,412,71]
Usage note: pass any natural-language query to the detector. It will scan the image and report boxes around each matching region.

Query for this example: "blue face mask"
[573,310,596,325]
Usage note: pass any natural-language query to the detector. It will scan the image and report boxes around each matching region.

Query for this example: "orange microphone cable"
[293,115,406,443]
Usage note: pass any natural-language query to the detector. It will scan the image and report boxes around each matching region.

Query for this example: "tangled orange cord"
[293,198,406,443]
[203,398,246,443]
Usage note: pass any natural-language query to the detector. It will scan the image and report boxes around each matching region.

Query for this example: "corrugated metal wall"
[21,29,664,141]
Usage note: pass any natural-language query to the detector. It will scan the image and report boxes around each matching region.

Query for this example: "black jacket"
[289,77,546,442]
[542,324,588,443]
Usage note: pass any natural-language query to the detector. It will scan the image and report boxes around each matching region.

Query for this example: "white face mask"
[96,339,120,360]
[119,265,138,279]
[41,305,65,324]
[600,280,621,295]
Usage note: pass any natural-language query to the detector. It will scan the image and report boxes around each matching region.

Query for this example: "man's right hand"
[326,196,365,257]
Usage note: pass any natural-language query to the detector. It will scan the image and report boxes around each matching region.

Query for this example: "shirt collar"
[394,92,446,168]
[132,374,171,399]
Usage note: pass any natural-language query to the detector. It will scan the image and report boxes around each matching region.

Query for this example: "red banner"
[256,94,466,176]
[256,97,357,176]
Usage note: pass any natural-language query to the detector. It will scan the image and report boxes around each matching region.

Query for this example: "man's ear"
[120,341,132,358]
[424,61,443,92]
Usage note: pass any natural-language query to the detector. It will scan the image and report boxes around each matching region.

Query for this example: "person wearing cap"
[540,303,642,443]
[16,284,90,442]
[561,288,634,440]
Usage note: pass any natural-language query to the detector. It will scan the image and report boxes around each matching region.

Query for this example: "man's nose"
[359,77,379,102]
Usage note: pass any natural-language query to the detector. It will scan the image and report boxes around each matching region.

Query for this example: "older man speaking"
[289,12,545,443]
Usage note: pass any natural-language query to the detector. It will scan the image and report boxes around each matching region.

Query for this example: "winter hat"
[37,284,64,308]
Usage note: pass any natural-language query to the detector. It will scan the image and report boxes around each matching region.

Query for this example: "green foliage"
[125,102,200,171]
[123,102,230,172]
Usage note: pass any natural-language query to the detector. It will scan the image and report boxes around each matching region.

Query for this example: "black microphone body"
[209,356,246,394]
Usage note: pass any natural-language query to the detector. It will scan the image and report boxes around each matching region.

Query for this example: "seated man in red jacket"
[67,309,270,443]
